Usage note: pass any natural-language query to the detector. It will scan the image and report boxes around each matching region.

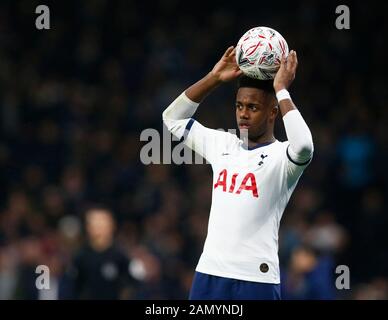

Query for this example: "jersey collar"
[244,140,276,150]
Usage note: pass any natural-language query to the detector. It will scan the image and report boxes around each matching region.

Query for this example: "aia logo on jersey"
[214,169,258,198]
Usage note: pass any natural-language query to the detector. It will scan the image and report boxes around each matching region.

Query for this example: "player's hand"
[273,50,298,92]
[210,46,243,82]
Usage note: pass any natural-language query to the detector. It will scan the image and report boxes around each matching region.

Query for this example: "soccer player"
[162,46,313,300]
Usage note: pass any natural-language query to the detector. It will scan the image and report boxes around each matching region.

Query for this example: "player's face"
[235,87,277,141]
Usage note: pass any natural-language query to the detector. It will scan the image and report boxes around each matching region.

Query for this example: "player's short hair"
[237,75,275,96]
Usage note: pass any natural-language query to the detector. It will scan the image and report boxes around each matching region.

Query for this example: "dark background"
[0,0,387,299]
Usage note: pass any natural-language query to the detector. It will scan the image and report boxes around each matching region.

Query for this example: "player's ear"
[270,105,278,121]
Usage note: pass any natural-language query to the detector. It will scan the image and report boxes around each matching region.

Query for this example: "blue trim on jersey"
[189,272,281,300]
[180,118,195,142]
[183,118,195,140]
[246,140,275,150]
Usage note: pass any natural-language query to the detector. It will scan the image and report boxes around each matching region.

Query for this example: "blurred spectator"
[281,246,336,300]
[304,210,348,255]
[352,278,388,300]
[0,245,18,299]
[13,237,43,299]
[69,206,135,299]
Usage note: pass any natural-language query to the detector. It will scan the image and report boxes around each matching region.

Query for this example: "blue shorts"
[189,272,281,300]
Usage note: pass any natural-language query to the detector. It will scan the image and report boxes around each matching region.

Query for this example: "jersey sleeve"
[281,109,314,188]
[162,92,234,164]
[282,141,313,189]
[164,117,232,164]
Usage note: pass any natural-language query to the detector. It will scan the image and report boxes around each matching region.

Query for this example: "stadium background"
[0,0,387,299]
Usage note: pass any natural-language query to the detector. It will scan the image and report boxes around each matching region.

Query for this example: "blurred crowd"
[0,0,387,299]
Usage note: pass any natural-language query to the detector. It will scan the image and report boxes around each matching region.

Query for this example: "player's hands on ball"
[211,46,243,82]
[273,50,298,92]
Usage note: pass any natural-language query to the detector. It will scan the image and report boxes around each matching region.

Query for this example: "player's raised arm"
[185,46,243,103]
[162,47,241,163]
[162,46,242,124]
[273,50,314,164]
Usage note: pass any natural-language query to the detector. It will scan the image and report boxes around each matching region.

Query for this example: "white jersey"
[163,95,313,284]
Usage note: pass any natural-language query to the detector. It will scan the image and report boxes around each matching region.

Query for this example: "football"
[236,26,289,80]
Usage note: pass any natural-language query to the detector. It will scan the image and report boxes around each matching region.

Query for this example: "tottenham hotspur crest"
[258,153,268,166]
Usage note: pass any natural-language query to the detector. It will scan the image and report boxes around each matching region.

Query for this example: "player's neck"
[248,133,276,148]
